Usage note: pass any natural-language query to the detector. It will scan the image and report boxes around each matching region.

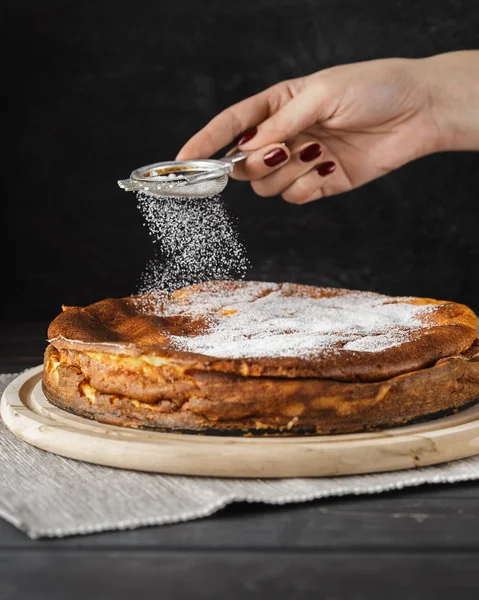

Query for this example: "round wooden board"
[2,366,479,478]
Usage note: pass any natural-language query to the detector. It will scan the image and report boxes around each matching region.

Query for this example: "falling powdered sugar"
[145,282,439,359]
[136,192,249,292]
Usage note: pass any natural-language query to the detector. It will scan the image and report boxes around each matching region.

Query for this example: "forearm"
[419,50,479,152]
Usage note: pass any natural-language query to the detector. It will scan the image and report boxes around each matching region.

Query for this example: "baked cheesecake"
[43,281,479,435]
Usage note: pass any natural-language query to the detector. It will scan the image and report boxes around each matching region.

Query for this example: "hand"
[176,53,479,203]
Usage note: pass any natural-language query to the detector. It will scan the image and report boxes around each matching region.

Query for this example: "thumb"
[239,83,332,149]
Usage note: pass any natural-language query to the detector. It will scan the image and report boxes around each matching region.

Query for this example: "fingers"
[281,160,341,204]
[229,143,290,181]
[245,133,347,203]
[176,84,286,160]
[250,135,324,194]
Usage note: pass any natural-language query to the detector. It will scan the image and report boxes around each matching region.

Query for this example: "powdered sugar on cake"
[138,282,438,359]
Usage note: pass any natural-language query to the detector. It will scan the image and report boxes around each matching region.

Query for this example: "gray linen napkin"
[1,371,479,539]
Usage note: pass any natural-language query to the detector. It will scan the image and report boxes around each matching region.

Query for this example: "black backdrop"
[3,0,479,322]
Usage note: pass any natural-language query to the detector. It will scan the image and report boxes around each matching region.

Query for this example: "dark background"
[3,0,479,323]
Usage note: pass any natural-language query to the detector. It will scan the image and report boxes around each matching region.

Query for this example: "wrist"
[418,51,479,152]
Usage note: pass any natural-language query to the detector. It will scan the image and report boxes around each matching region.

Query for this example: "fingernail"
[316,161,336,176]
[235,127,258,146]
[264,147,288,167]
[300,143,322,162]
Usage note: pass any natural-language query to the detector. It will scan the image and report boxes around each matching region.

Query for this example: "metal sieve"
[118,151,247,198]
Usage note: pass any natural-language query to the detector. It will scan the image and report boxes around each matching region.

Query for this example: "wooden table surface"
[1,323,479,599]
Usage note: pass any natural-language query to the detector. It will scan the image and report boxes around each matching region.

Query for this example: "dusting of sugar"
[136,192,249,292]
[138,282,438,359]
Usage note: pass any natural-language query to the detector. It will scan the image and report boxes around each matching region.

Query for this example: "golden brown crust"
[43,341,479,436]
[47,281,478,383]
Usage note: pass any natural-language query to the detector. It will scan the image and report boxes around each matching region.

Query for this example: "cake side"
[43,341,479,436]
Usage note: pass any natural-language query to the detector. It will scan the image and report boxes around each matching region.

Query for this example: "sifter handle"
[219,150,249,165]
[182,151,248,184]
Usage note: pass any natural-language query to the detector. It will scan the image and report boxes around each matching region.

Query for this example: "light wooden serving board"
[2,366,479,478]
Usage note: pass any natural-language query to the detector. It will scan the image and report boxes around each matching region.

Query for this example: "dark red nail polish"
[264,147,288,167]
[316,161,336,176]
[299,143,322,162]
[235,127,258,146]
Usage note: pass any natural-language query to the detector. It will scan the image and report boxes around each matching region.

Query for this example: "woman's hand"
[176,52,479,203]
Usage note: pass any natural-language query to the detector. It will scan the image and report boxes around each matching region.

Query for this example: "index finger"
[176,87,277,160]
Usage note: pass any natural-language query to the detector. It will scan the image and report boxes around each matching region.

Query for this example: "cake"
[43,281,479,435]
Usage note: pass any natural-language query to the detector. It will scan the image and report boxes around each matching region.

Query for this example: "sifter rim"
[131,159,233,181]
